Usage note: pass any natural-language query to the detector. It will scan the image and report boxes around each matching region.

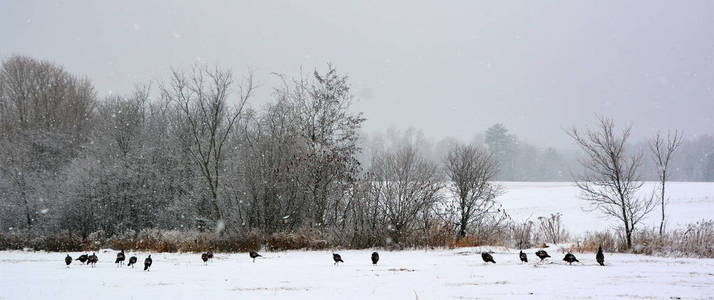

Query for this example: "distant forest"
[388,122,714,182]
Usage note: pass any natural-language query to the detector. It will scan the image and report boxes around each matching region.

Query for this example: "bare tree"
[569,117,655,249]
[160,66,253,229]
[443,143,501,241]
[277,66,365,226]
[649,130,683,236]
[369,144,443,245]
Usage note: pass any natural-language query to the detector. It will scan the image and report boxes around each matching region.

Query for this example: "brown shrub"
[1,219,709,257]
[454,235,479,248]
[108,231,137,251]
[269,232,309,250]
[420,222,455,248]
[581,231,617,252]
[0,232,26,250]
[629,220,714,257]
[309,239,328,250]
[43,231,84,252]
[213,232,262,252]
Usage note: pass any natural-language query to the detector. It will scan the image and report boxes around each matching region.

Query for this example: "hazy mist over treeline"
[361,125,714,182]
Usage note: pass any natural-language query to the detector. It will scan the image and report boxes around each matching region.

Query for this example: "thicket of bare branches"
[537,213,568,244]
[0,56,95,231]
[160,66,253,229]
[510,220,536,249]
[442,144,502,241]
[368,144,443,245]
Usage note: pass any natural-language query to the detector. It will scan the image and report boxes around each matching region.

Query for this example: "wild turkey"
[65,254,72,267]
[333,253,344,265]
[563,253,579,265]
[201,253,209,265]
[481,252,496,264]
[207,250,213,262]
[88,253,98,267]
[76,254,89,264]
[596,246,605,266]
[127,256,138,268]
[519,250,527,263]
[115,249,125,266]
[371,252,379,265]
[535,250,550,262]
[144,255,152,271]
[249,251,261,263]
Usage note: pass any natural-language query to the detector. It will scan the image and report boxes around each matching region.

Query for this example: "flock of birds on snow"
[478,247,604,266]
[62,246,607,270]
[66,250,151,270]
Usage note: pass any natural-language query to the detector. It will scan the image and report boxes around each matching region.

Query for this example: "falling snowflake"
[215,220,225,234]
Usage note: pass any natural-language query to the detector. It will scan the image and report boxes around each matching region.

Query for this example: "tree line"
[1,55,711,251]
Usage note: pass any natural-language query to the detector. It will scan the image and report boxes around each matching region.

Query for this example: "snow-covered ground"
[1,248,713,299]
[498,182,714,234]
[1,182,712,299]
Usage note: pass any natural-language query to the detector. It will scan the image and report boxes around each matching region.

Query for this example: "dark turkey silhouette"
[596,245,605,266]
[201,253,209,265]
[127,256,137,268]
[88,253,98,267]
[207,250,213,262]
[115,249,125,266]
[144,255,152,271]
[76,254,88,264]
[249,251,261,263]
[333,253,344,265]
[481,252,496,264]
[371,252,379,265]
[65,254,72,267]
[519,250,527,263]
[563,253,579,265]
[535,250,550,262]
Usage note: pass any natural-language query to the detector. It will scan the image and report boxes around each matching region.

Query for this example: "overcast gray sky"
[2,0,713,147]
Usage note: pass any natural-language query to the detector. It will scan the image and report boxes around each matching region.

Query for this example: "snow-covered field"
[1,182,712,299]
[1,248,713,299]
[498,182,714,234]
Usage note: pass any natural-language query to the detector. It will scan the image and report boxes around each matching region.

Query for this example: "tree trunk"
[21,189,32,228]
[23,198,32,228]
[659,178,666,236]
[458,226,466,241]
[209,188,222,225]
[457,212,468,241]
[621,206,631,249]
